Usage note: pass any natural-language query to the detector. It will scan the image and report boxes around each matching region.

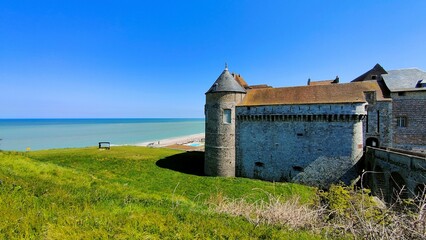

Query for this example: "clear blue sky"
[1,1,425,118]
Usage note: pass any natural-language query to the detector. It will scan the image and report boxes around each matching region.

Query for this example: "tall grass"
[211,184,426,239]
[0,147,319,239]
[319,184,426,239]
[210,192,324,230]
[4,147,421,239]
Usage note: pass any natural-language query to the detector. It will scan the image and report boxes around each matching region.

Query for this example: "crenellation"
[236,113,365,123]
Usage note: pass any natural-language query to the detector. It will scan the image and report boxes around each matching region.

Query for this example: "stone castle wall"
[363,100,393,148]
[391,91,426,151]
[365,147,426,201]
[235,103,366,188]
[204,92,245,177]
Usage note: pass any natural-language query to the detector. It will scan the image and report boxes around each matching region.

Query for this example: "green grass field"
[0,147,321,239]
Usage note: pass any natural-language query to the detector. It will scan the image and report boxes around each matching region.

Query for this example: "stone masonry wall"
[391,91,426,151]
[365,147,426,201]
[205,92,245,177]
[363,100,393,148]
[235,103,366,188]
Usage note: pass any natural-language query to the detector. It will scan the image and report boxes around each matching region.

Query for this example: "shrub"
[209,190,324,230]
[320,184,426,239]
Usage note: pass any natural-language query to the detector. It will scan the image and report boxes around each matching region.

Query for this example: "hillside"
[0,147,320,239]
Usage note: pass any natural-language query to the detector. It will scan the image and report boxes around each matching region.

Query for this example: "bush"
[212,183,426,239]
[319,184,426,239]
[209,191,324,230]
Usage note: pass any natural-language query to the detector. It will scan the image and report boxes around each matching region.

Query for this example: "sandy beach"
[132,133,205,149]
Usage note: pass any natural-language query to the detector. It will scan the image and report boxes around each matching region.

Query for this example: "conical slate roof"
[206,66,247,94]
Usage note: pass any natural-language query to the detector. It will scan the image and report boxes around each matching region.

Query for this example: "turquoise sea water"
[0,119,205,151]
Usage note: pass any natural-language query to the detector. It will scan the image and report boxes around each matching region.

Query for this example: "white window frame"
[396,116,407,127]
[223,109,231,124]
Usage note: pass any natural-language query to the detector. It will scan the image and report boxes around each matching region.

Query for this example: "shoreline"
[0,118,205,151]
[2,133,206,152]
[129,133,205,148]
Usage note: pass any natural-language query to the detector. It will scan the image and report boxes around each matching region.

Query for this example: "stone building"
[350,64,393,148]
[350,65,426,151]
[205,64,426,188]
[382,68,426,151]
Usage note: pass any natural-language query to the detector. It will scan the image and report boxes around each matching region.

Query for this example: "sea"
[0,118,205,151]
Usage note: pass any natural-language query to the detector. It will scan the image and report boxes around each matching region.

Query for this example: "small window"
[396,116,407,127]
[398,92,406,96]
[371,75,377,80]
[223,109,231,124]
[255,162,264,167]
[293,166,304,172]
[377,110,380,133]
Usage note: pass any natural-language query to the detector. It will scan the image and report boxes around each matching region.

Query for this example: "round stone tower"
[204,64,246,177]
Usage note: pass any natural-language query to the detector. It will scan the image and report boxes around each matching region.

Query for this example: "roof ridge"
[388,67,423,71]
[256,81,373,91]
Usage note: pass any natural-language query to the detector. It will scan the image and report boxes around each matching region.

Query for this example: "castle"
[204,64,426,188]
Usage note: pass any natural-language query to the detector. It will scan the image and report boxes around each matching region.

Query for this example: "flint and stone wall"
[391,91,426,151]
[235,103,366,188]
[363,93,392,148]
[365,147,426,201]
[204,92,245,177]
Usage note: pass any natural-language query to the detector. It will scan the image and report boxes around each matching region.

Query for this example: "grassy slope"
[0,147,320,239]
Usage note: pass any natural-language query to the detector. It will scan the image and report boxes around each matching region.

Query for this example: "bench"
[98,142,111,150]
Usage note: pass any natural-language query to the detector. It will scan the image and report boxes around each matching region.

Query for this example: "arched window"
[415,184,426,199]
[389,172,408,202]
[373,165,386,200]
[223,109,231,124]
[366,137,379,147]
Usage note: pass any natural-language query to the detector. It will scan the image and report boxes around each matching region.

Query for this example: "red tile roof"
[231,73,249,88]
[308,80,335,86]
[247,84,272,89]
[238,81,390,106]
